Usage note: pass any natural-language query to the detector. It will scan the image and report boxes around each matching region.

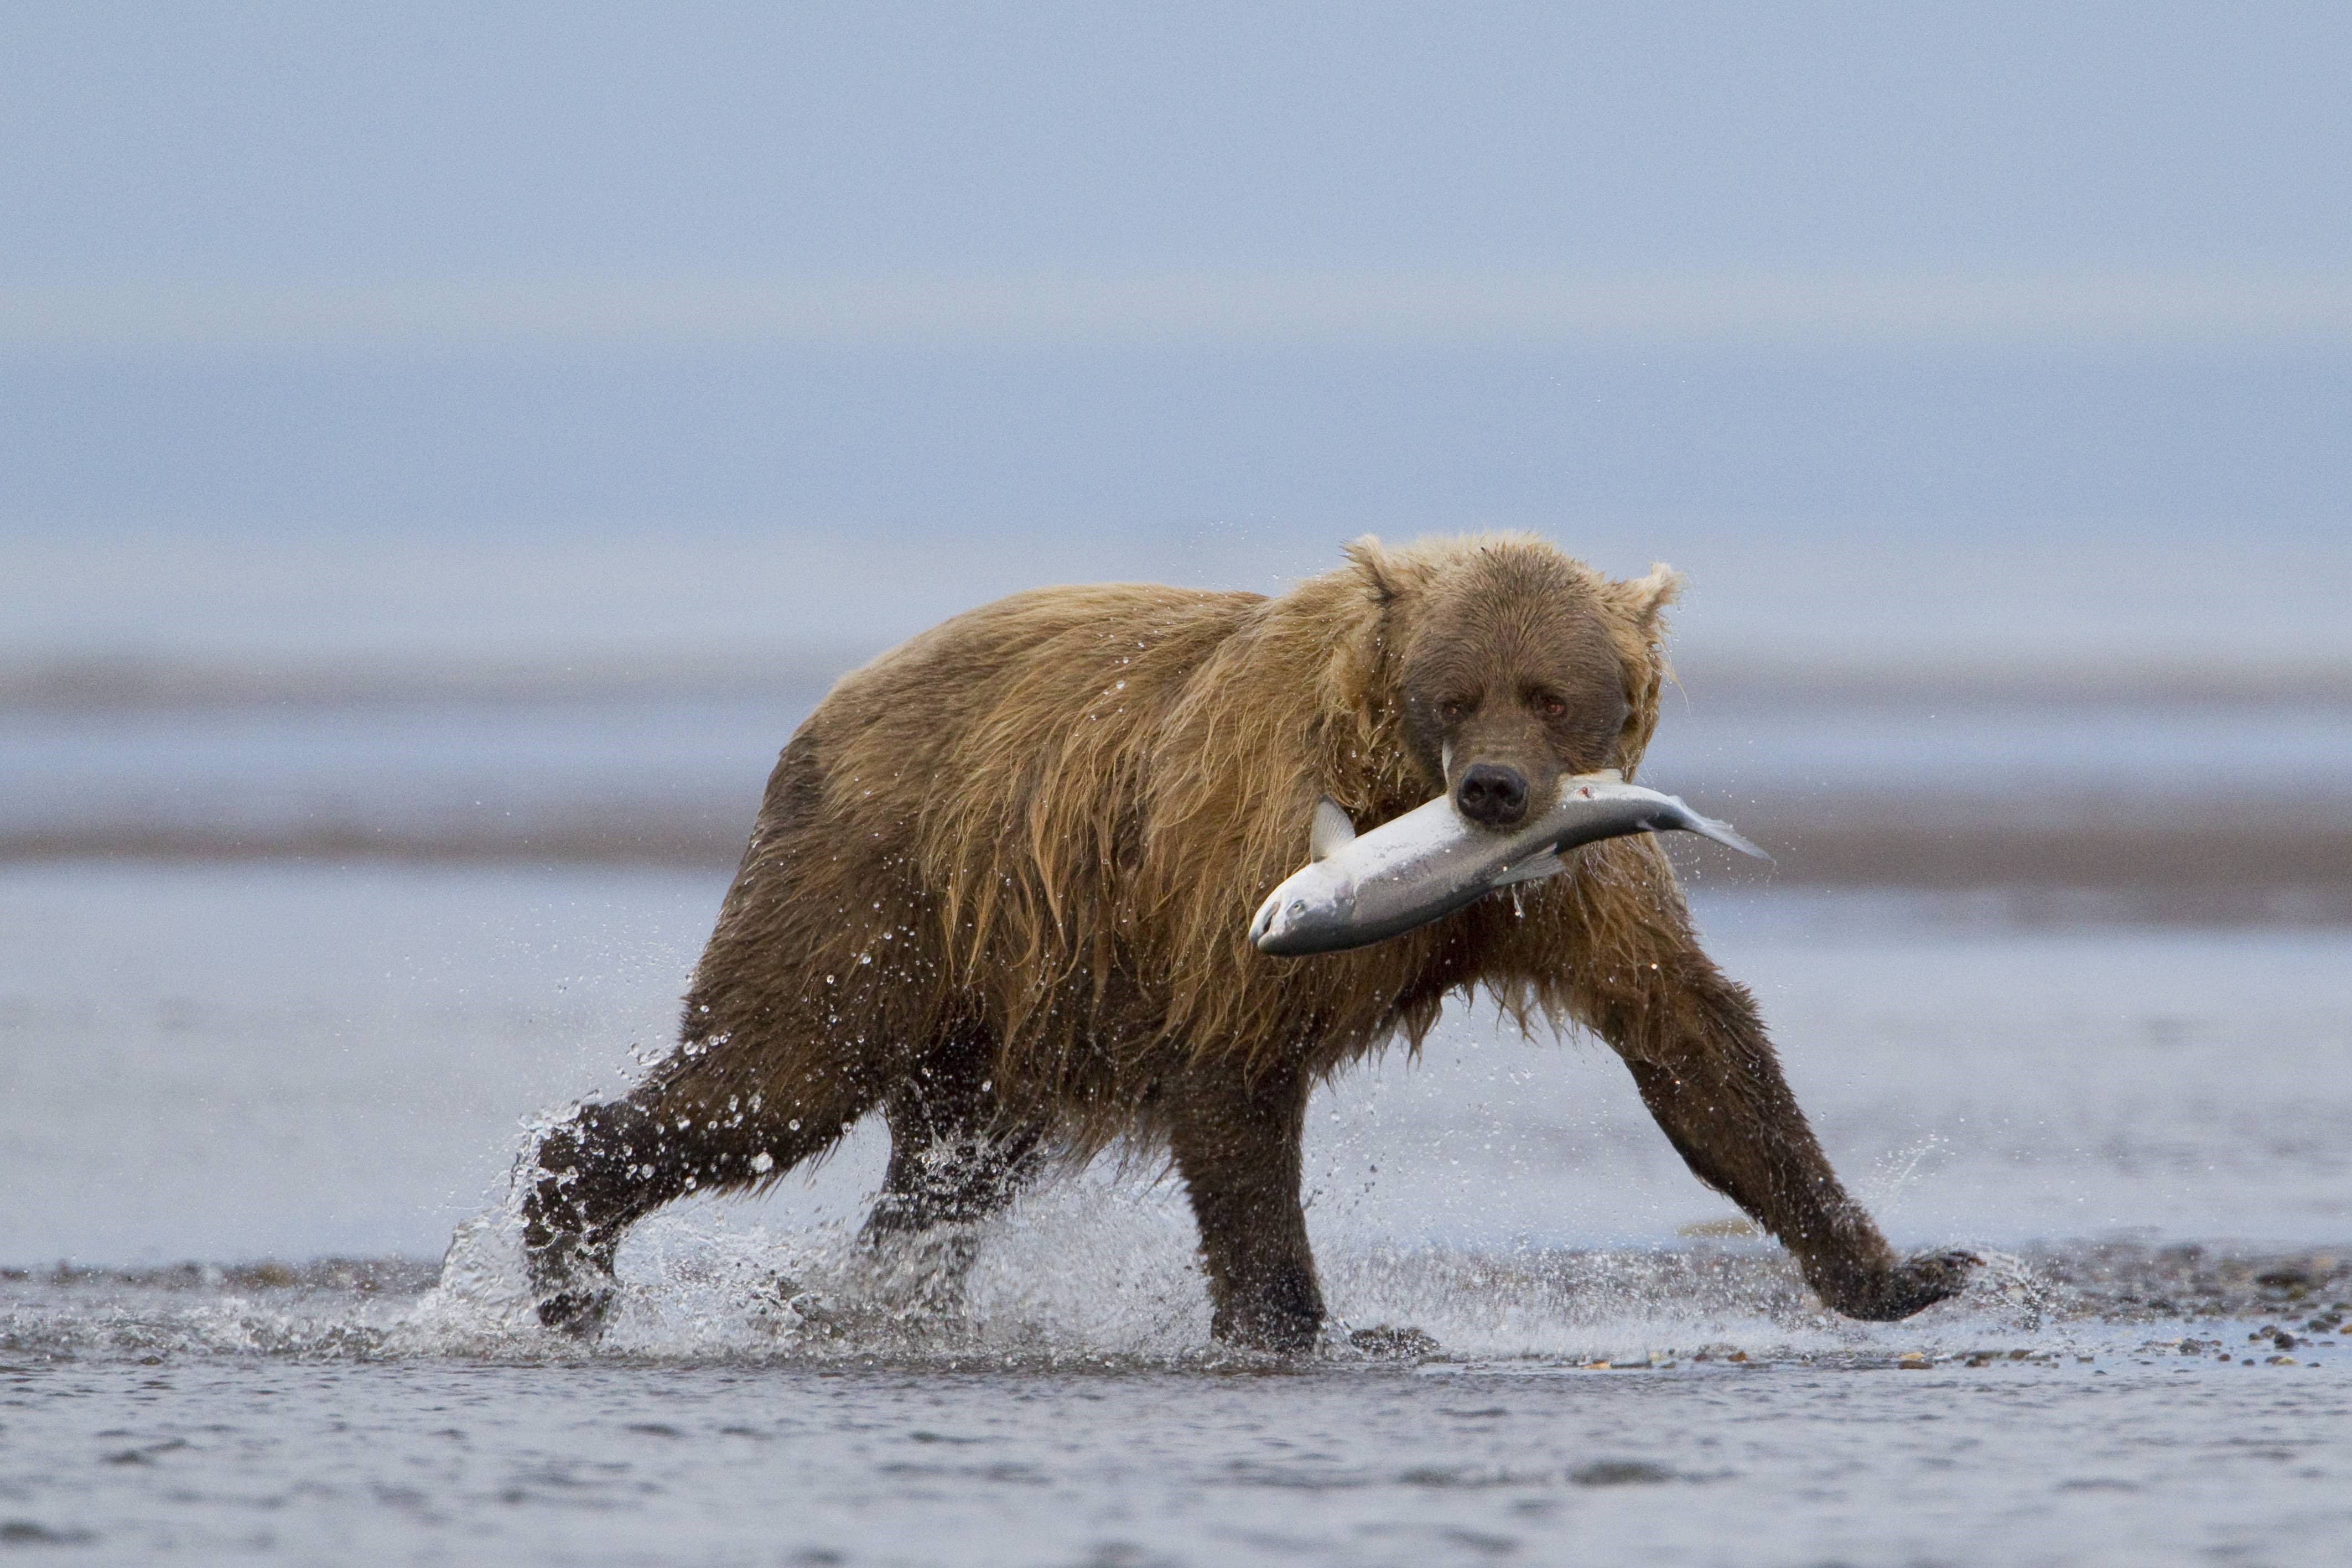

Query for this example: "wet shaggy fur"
[522,533,1975,1347]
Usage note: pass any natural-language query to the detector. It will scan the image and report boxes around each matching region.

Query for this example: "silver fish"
[1247,770,1768,957]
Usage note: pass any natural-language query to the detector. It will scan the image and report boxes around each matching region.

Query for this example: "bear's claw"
[1829,1249,1981,1321]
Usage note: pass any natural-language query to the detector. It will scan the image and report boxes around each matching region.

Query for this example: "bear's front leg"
[1557,844,1977,1321]
[1620,1054,1976,1320]
[1167,1063,1325,1352]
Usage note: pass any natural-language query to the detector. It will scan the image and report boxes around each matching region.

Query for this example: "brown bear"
[520,532,1974,1348]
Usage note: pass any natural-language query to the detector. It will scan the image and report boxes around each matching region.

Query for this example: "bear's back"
[801,583,1270,840]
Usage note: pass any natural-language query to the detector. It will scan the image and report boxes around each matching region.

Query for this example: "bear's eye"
[1436,698,1470,723]
[1532,691,1567,720]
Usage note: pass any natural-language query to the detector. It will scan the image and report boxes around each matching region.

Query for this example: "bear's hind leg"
[1169,1065,1325,1353]
[864,1083,1044,1240]
[521,1057,892,1335]
[852,1036,1044,1312]
[519,1094,667,1333]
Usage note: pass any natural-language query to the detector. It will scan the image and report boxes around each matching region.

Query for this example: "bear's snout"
[1455,763,1530,828]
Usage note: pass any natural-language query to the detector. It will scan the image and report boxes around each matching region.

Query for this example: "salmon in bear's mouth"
[1249,771,1767,957]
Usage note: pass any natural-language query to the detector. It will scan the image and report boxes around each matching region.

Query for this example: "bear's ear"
[1318,535,1413,738]
[1605,563,1680,778]
[1342,534,1404,606]
[1614,562,1683,638]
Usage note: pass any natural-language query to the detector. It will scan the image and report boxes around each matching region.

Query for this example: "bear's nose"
[1455,764,1529,828]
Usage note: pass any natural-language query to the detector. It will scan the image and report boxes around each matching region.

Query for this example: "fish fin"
[1492,849,1569,886]
[1309,797,1357,861]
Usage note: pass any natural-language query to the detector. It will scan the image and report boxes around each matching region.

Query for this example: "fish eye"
[1288,900,1307,915]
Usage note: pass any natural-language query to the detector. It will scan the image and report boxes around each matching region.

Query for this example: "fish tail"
[1686,811,1772,863]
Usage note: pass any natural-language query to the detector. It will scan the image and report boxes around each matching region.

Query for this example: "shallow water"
[6,1349,2348,1568]
[2,864,2348,1563]
[3,1247,2348,1567]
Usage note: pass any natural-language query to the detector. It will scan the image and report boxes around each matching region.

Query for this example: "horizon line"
[6,267,2351,354]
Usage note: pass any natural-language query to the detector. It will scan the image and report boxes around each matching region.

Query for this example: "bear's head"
[1341,534,1680,827]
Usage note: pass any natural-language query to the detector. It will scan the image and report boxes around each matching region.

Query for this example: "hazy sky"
[3,3,2346,543]
[8,3,2349,277]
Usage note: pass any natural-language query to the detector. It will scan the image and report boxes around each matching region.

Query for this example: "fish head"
[1248,861,1359,957]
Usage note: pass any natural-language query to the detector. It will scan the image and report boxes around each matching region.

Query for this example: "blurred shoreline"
[8,806,2346,922]
[12,647,2352,713]
[6,647,2347,917]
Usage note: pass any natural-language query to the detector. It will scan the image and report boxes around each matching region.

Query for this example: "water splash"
[10,1189,2340,1371]
[1861,1133,1950,1223]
